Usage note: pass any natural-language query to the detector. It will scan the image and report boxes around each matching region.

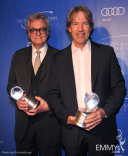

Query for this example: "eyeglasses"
[29,28,47,34]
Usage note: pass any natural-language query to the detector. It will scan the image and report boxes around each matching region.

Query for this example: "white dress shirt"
[71,40,92,108]
[32,43,48,67]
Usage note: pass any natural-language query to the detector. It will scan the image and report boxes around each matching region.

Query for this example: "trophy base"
[25,94,40,110]
[74,108,91,128]
[74,119,86,128]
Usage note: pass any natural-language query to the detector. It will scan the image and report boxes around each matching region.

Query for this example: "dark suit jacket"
[47,41,126,148]
[7,45,61,146]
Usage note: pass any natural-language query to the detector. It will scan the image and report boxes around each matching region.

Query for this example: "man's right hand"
[67,116,77,125]
[16,99,28,112]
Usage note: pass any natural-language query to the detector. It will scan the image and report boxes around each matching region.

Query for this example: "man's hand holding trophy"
[10,86,40,110]
[74,92,100,129]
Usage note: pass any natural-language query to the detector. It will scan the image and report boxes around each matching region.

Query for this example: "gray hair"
[26,12,50,34]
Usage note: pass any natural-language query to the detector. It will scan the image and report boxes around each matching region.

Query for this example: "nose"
[36,29,41,35]
[78,24,83,31]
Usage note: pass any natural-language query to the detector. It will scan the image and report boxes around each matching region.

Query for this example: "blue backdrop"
[0,0,128,156]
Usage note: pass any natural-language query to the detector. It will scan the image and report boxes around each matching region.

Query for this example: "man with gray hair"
[7,12,61,156]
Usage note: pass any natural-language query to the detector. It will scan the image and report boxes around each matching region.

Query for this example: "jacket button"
[34,91,36,94]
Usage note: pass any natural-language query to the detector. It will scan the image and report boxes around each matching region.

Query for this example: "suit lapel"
[63,42,101,96]
[39,45,53,82]
[91,41,101,91]
[22,47,32,92]
[22,45,52,88]
[63,45,77,96]
[24,47,32,79]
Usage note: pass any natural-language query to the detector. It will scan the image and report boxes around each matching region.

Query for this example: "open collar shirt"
[71,40,92,108]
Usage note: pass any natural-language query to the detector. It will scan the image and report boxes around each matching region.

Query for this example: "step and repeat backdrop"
[0,0,128,155]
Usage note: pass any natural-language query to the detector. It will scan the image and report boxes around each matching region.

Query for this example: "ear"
[47,32,49,37]
[68,26,71,33]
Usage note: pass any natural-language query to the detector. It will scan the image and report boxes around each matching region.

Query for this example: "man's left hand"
[84,108,106,131]
[26,96,49,116]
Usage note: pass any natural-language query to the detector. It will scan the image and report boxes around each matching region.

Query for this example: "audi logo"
[101,7,125,16]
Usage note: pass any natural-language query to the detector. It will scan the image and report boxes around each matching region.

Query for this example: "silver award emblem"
[74,93,99,128]
[10,86,40,110]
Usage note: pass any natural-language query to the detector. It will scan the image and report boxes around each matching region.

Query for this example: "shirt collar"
[72,40,91,54]
[32,43,48,55]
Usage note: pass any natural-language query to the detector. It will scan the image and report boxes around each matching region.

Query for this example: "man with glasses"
[7,12,61,156]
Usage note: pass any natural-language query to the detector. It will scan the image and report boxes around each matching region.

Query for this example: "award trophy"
[10,86,40,110]
[74,93,99,128]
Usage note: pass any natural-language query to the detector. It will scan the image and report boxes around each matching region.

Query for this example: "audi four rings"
[101,7,125,16]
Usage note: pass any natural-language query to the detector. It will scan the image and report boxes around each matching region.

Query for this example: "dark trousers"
[16,121,61,156]
[64,128,115,156]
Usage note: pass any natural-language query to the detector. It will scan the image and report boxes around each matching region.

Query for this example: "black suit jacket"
[7,45,61,146]
[47,41,126,148]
